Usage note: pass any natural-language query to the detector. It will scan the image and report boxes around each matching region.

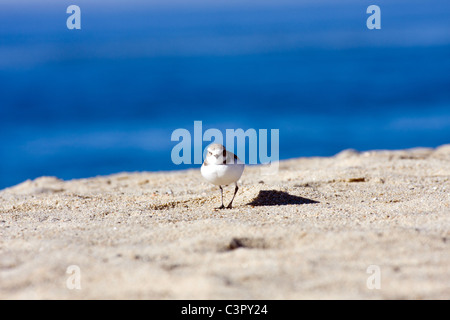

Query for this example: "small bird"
[201,143,245,209]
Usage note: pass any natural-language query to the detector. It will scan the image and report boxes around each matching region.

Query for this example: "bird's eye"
[208,151,212,155]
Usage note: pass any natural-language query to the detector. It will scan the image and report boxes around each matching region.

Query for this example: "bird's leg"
[216,185,225,209]
[226,183,239,209]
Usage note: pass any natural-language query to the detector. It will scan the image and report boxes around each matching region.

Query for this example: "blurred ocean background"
[0,0,449,189]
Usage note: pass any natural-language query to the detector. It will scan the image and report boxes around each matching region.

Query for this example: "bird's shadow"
[247,190,319,206]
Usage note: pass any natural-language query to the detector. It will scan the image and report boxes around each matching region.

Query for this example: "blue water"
[1,0,450,189]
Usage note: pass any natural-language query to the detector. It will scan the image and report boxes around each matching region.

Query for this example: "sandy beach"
[0,145,449,299]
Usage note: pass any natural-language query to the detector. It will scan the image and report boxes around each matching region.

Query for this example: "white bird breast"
[201,162,245,186]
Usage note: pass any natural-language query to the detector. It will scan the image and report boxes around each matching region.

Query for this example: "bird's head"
[205,143,227,165]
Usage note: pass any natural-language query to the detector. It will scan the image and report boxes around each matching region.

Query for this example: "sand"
[0,145,449,299]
